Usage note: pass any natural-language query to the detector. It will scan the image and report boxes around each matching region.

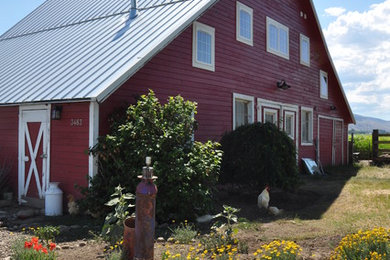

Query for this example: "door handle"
[24,156,29,162]
[40,154,47,159]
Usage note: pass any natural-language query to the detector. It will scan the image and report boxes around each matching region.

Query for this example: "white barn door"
[18,106,50,201]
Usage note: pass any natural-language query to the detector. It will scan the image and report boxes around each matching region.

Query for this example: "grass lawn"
[231,162,390,258]
[155,162,390,259]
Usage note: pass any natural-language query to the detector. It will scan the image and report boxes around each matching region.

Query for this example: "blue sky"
[1,0,390,121]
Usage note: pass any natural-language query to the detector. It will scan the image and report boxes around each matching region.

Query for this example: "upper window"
[266,17,289,59]
[300,34,310,66]
[192,22,215,71]
[233,93,254,130]
[284,111,295,139]
[320,70,328,99]
[301,107,313,145]
[264,108,278,126]
[236,2,253,46]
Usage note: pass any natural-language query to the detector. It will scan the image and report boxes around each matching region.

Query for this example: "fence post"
[348,133,354,165]
[372,129,378,163]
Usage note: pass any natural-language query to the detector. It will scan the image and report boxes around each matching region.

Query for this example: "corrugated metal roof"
[0,0,217,105]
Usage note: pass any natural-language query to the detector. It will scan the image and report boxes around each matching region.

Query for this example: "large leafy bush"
[219,122,299,190]
[79,90,222,222]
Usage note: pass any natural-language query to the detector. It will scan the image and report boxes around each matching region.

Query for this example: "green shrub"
[79,90,222,222]
[32,226,60,245]
[101,185,135,244]
[220,123,299,190]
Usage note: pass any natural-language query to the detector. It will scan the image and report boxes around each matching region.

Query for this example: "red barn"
[0,0,354,205]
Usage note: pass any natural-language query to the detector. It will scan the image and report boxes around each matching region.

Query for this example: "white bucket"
[45,182,63,216]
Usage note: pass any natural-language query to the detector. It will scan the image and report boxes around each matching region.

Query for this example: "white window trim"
[236,2,253,46]
[284,111,295,139]
[266,17,289,60]
[300,34,310,67]
[320,70,328,99]
[192,22,215,72]
[233,93,254,130]
[301,106,314,146]
[263,108,278,125]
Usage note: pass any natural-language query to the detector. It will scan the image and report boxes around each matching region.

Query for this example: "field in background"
[350,134,390,160]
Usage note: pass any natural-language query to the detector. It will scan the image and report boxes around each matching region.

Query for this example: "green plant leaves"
[79,90,222,223]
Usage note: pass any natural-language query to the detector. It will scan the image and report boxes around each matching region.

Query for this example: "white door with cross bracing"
[18,106,50,202]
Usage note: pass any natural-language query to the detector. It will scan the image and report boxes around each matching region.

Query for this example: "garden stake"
[134,156,157,260]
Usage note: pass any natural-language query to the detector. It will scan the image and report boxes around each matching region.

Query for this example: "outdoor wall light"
[330,105,336,111]
[277,80,291,90]
[51,105,62,120]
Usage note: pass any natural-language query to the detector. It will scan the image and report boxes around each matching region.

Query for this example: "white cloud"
[324,7,346,17]
[324,0,390,120]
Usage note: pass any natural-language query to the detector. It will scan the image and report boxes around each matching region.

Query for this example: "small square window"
[233,93,254,129]
[266,17,289,59]
[320,70,328,99]
[192,22,215,71]
[301,107,313,145]
[236,2,253,46]
[300,34,310,66]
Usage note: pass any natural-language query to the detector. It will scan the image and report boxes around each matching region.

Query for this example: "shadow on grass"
[214,164,362,222]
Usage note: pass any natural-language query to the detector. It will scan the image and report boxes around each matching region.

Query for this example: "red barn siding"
[0,106,19,193]
[319,118,333,166]
[50,103,89,198]
[100,0,352,166]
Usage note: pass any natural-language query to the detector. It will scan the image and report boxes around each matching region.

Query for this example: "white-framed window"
[284,111,295,139]
[192,22,215,71]
[263,108,278,126]
[301,107,313,145]
[266,17,289,59]
[236,2,253,46]
[233,93,254,130]
[320,70,328,99]
[300,34,310,66]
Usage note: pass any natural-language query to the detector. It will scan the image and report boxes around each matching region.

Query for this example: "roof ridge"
[0,0,193,42]
[0,10,130,42]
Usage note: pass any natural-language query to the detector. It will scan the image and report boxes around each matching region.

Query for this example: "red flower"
[24,241,32,248]
[31,237,39,244]
[41,247,48,254]
[49,242,56,251]
[33,243,43,252]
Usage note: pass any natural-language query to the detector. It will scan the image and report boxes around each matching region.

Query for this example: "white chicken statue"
[257,185,283,216]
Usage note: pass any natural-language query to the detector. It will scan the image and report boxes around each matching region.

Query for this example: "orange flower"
[24,241,32,248]
[41,247,48,254]
[49,242,56,251]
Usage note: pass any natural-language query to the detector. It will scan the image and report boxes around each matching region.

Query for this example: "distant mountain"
[349,114,390,133]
